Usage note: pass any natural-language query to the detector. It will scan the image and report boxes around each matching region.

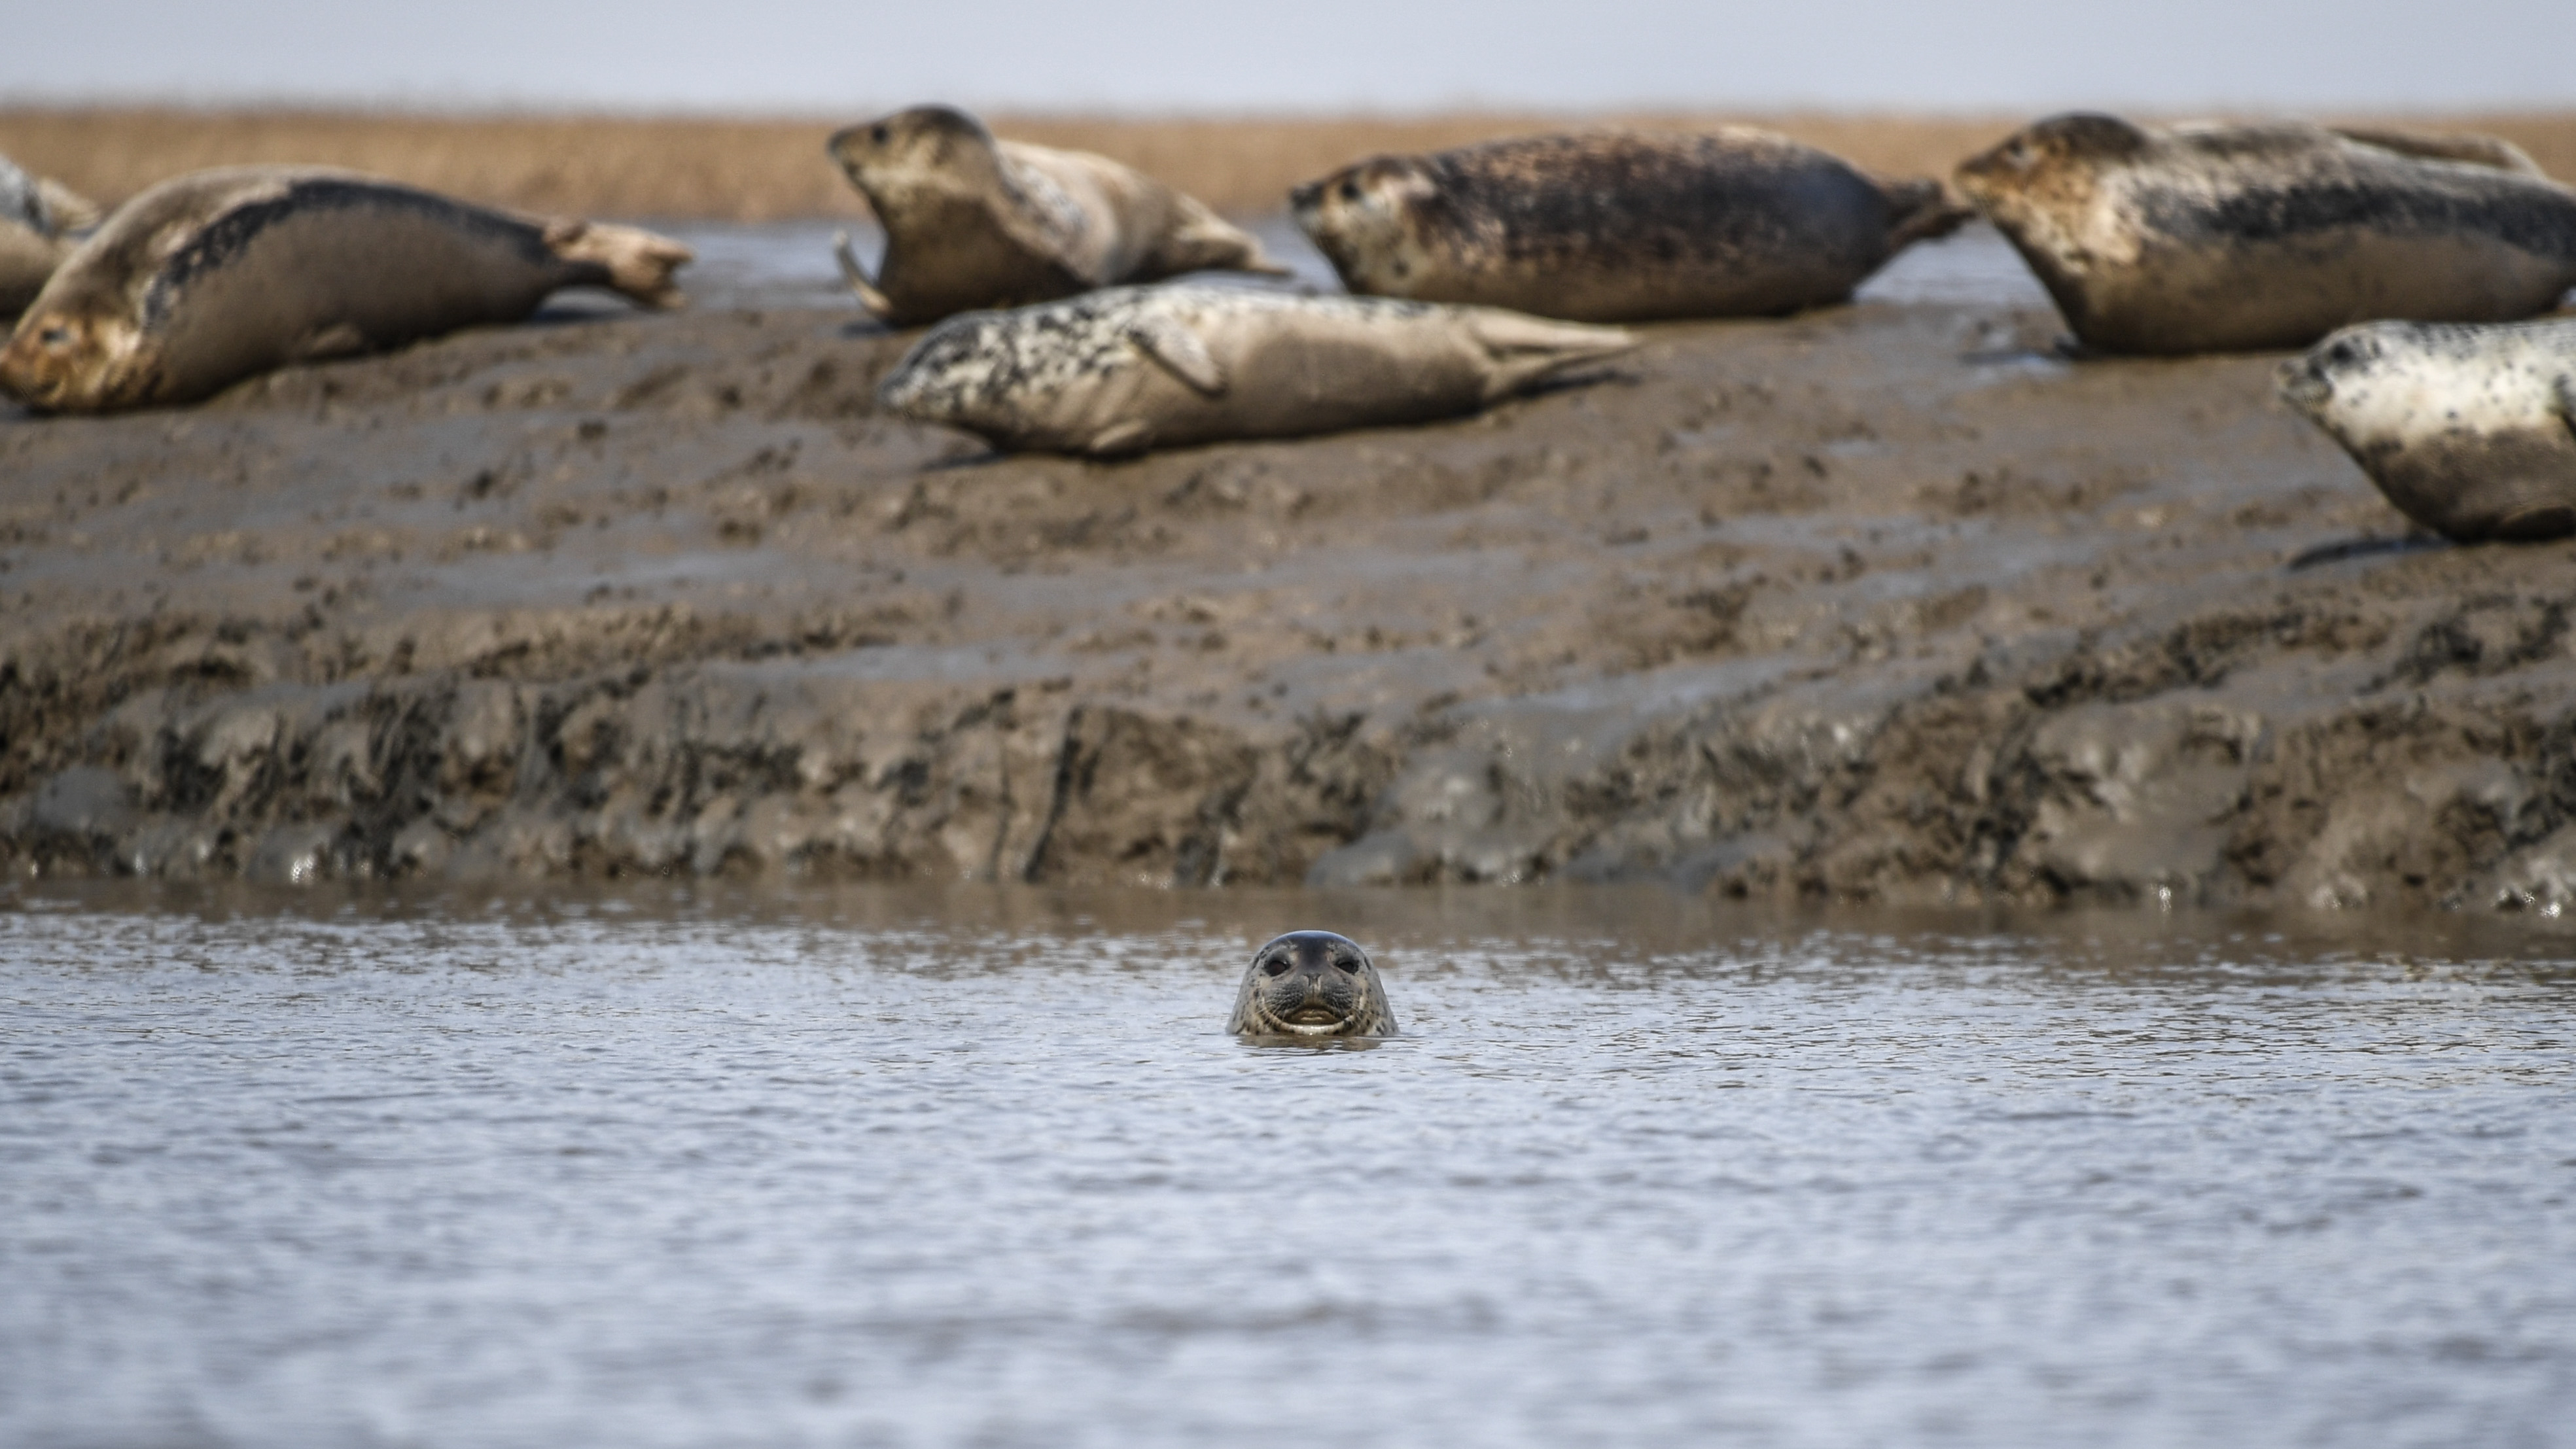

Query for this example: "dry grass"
[5,107,2574,222]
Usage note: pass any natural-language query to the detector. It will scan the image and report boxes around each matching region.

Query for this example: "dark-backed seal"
[1955,114,2576,355]
[1,153,96,322]
[827,105,1286,327]
[2280,317,2576,542]
[876,283,1634,455]
[1,166,693,414]
[1288,128,1968,324]
[1227,931,1397,1038]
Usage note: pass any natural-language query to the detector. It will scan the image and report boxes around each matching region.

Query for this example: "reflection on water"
[649,217,2062,315]
[5,881,2573,1448]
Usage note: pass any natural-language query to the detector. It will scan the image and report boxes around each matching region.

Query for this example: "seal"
[1288,128,1968,323]
[2279,317,2576,543]
[1227,930,1398,1039]
[1,152,97,323]
[1,166,693,414]
[875,283,1635,455]
[827,105,1286,327]
[1955,114,2576,355]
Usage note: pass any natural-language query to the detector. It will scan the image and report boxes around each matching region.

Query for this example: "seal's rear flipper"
[546,220,693,310]
[834,231,898,321]
[2332,127,2545,177]
[1468,312,1636,400]
[1882,178,1973,249]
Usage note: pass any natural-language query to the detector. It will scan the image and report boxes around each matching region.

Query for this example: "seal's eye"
[870,124,890,146]
[1334,956,1360,973]
[1261,956,1291,977]
[1338,181,1361,203]
[38,324,70,348]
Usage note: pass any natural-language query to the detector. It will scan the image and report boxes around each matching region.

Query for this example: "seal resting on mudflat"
[1227,931,1398,1039]
[0,166,693,414]
[826,104,1286,327]
[1955,114,2576,355]
[2280,317,2576,543]
[1,152,97,323]
[1288,128,1968,323]
[875,283,1634,456]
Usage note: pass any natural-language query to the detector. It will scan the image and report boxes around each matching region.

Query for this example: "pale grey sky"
[5,0,2572,114]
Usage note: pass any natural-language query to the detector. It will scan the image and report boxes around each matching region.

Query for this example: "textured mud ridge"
[5,292,2575,910]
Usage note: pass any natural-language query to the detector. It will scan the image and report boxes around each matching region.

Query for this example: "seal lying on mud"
[2280,317,2576,543]
[0,167,692,414]
[875,283,1634,455]
[827,105,1286,327]
[1289,129,1967,323]
[1,153,97,322]
[1955,114,2576,355]
[1227,931,1398,1039]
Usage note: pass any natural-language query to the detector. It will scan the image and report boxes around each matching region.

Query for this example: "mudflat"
[5,109,2575,908]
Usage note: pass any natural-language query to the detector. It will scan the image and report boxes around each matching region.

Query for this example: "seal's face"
[0,307,153,412]
[826,105,1000,205]
[1290,158,1441,294]
[1954,113,2150,229]
[1226,930,1397,1039]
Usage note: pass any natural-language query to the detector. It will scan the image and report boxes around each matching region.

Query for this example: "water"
[647,217,2061,313]
[5,882,2574,1448]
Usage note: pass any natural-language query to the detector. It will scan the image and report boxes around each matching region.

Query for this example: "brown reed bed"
[5,107,2573,222]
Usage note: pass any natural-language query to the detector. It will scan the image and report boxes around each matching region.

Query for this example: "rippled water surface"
[5,884,2574,1448]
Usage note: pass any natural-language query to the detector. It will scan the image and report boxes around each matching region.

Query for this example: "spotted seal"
[1227,931,1398,1039]
[1,152,96,322]
[876,283,1634,455]
[826,105,1286,327]
[1955,114,2576,355]
[2279,317,2576,542]
[1288,128,1968,324]
[1,166,693,414]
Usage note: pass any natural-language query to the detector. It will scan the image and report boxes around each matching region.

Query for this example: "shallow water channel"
[5,882,2573,1447]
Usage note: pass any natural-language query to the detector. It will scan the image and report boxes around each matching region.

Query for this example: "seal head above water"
[1227,931,1398,1039]
[1,166,692,414]
[826,104,1286,327]
[1955,113,2576,355]
[875,283,1634,455]
[2280,317,2576,543]
[1290,128,1967,324]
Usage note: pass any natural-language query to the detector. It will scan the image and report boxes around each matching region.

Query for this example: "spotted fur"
[1290,128,1966,324]
[1957,114,2576,355]
[2280,317,2576,542]
[876,283,1634,455]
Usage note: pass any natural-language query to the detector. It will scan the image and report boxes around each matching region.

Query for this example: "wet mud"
[5,275,2574,911]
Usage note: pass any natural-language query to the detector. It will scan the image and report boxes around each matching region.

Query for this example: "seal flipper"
[543,219,692,310]
[2331,126,2545,177]
[833,231,898,321]
[1880,177,1973,249]
[1464,311,1636,401]
[1125,314,1227,396]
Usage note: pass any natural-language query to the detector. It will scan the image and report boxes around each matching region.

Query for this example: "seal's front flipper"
[1126,315,1227,396]
[834,231,897,321]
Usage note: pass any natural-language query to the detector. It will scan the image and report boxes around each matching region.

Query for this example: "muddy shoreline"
[5,234,2575,909]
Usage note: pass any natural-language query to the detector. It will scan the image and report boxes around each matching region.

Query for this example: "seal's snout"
[2276,358,2333,413]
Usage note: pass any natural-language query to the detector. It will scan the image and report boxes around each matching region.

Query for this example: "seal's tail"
[546,220,694,309]
[1881,178,1974,249]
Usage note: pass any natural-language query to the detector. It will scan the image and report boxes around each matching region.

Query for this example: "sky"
[5,0,2574,115]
